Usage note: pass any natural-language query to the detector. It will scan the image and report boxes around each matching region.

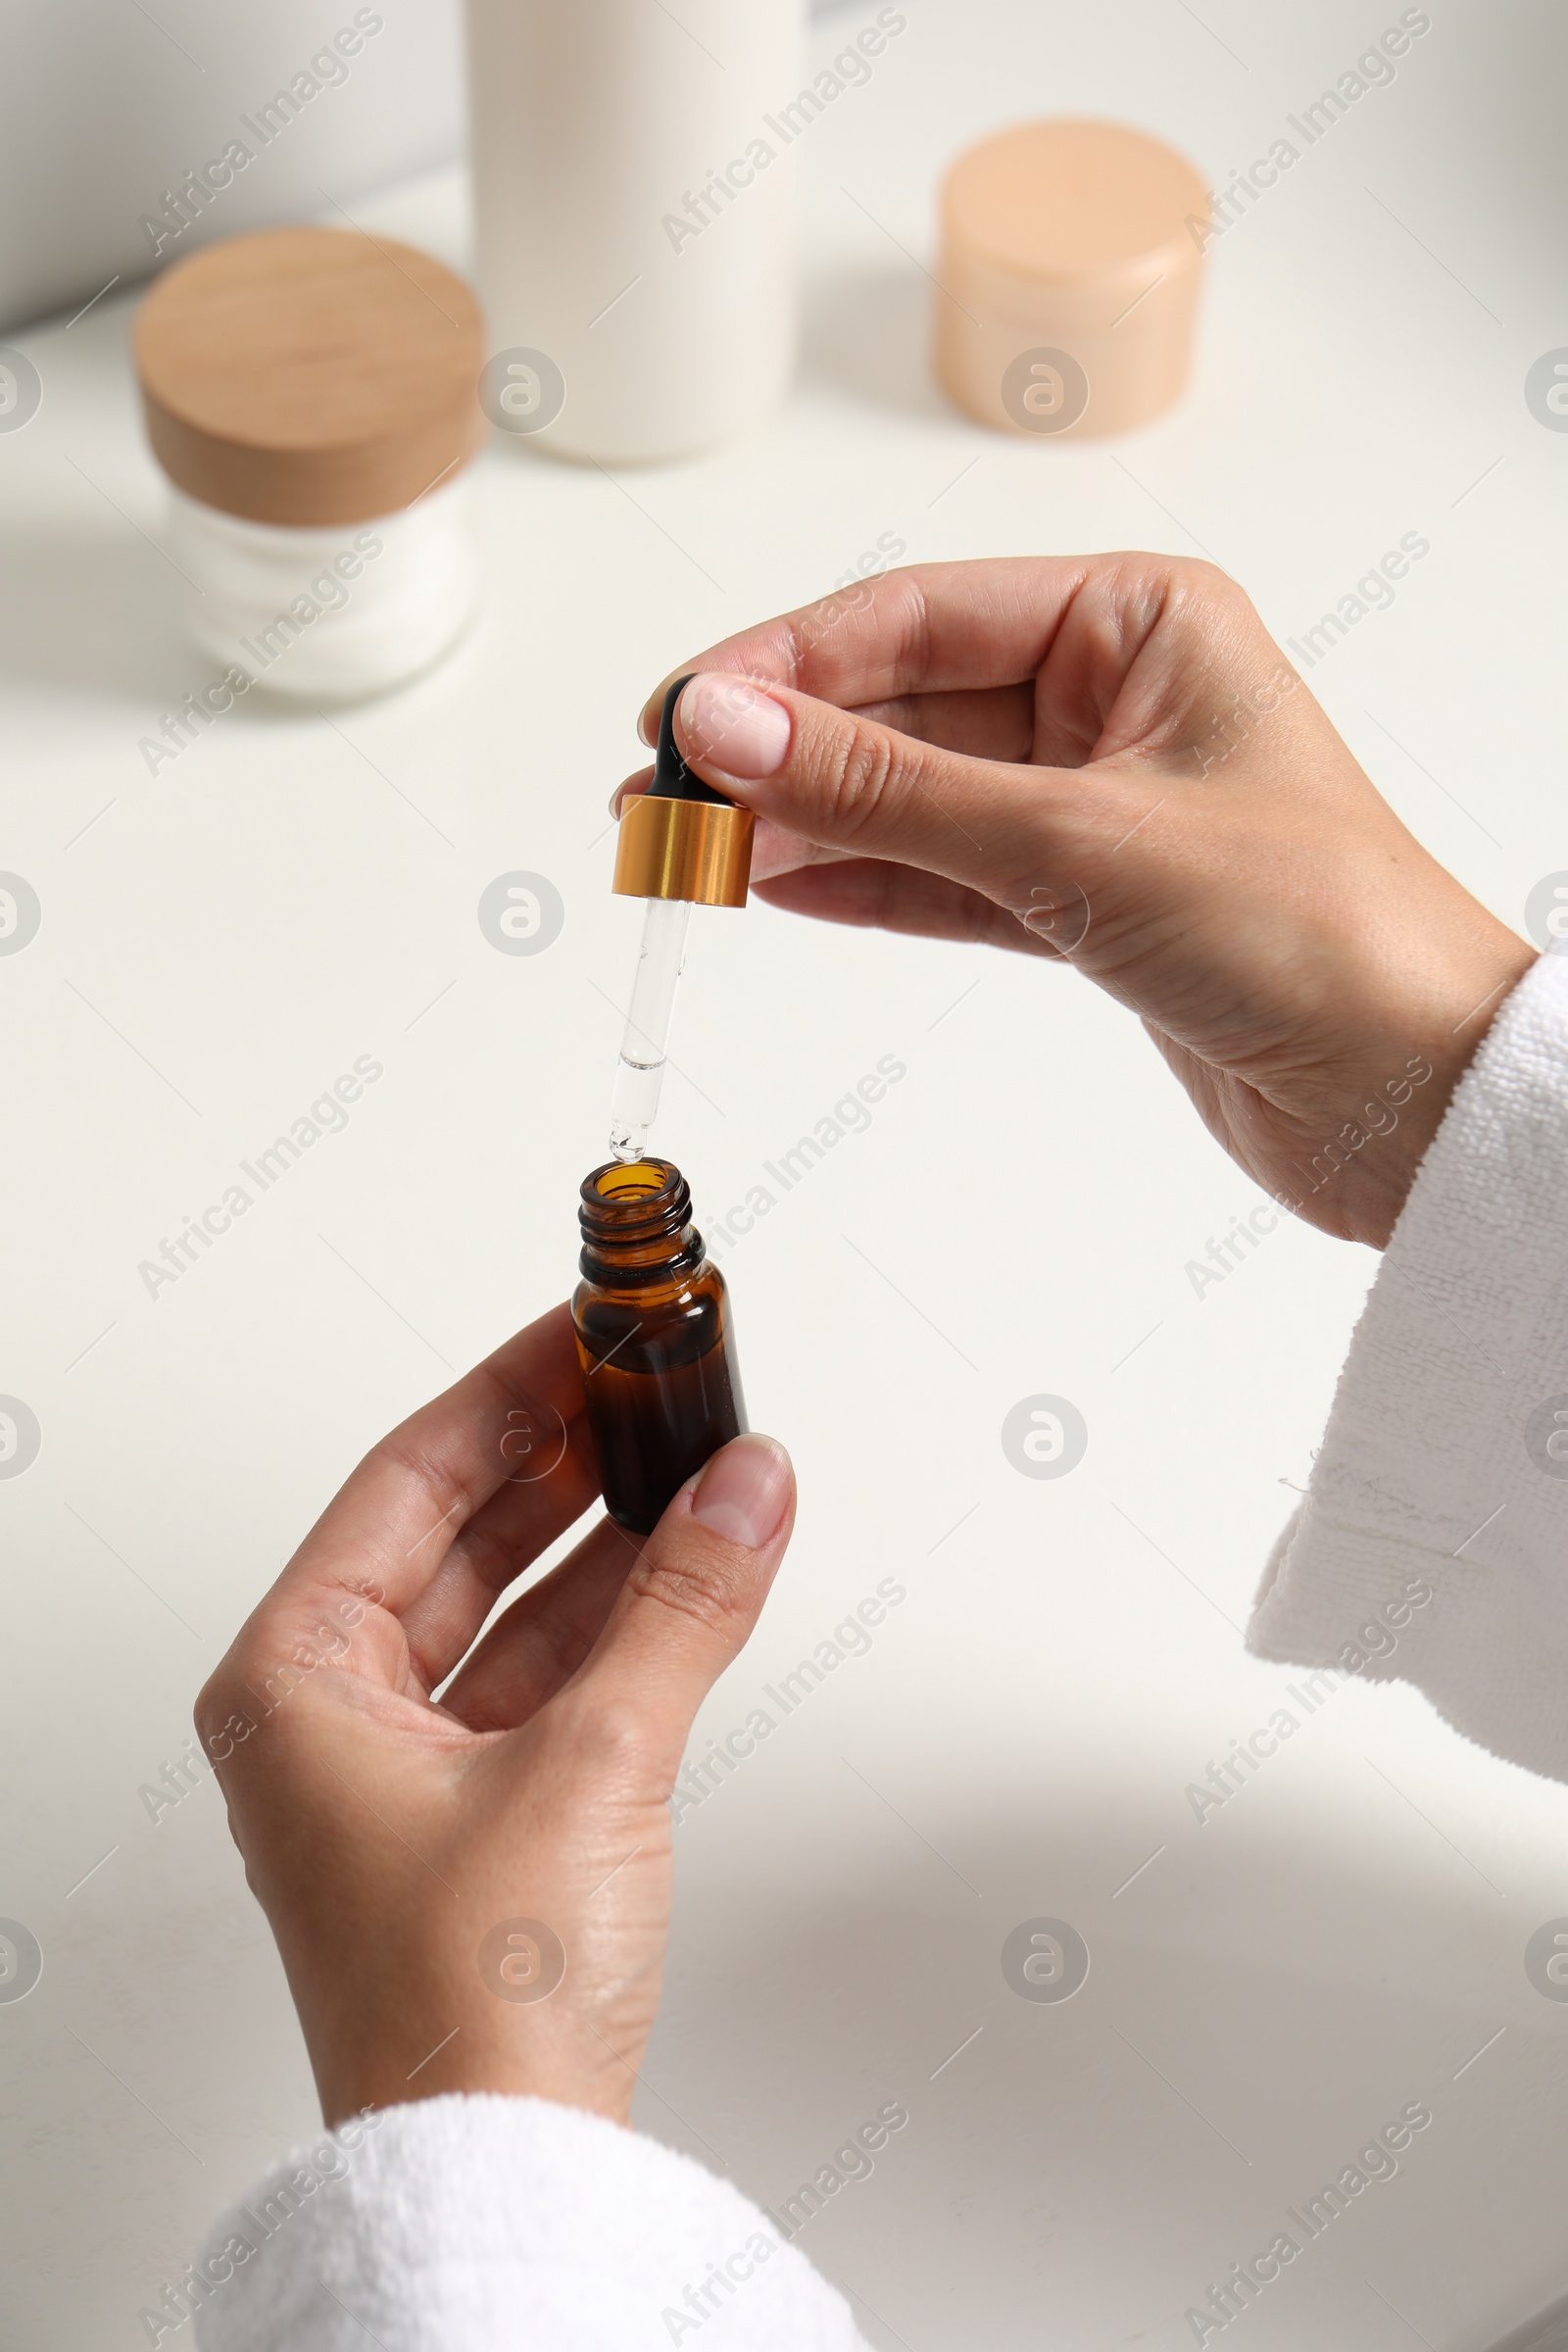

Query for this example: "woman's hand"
[622,556,1532,1248]
[195,1303,794,2130]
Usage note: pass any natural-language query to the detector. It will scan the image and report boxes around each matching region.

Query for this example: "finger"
[251,1304,599,1668]
[437,1513,642,1733]
[670,670,1137,908]
[750,820,855,884]
[631,684,1039,778]
[636,556,1115,730]
[857,682,1038,764]
[638,555,1252,770]
[564,1434,795,1780]
[616,690,1036,822]
[754,860,1062,955]
[393,1409,604,1696]
[609,762,654,818]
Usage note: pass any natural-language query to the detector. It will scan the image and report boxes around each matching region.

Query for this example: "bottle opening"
[578,1156,697,1267]
[595,1161,666,1200]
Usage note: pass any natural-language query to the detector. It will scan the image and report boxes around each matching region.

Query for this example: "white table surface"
[5,1,1568,2344]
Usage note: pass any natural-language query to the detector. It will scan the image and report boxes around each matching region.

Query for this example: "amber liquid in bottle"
[572,1157,747,1535]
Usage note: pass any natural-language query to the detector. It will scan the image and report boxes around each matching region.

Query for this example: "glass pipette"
[608,895,691,1162]
[606,676,756,1165]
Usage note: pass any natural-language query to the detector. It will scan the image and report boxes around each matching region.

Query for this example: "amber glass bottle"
[572,1157,747,1535]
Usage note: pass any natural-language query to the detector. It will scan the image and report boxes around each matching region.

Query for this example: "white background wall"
[0,0,864,334]
[0,1,466,333]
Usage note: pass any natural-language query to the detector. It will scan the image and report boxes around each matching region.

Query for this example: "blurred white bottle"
[466,0,802,464]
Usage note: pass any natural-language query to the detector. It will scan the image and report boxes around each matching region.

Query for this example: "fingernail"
[691,1433,792,1548]
[678,674,792,780]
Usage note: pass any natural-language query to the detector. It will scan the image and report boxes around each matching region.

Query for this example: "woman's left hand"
[195,1301,795,2128]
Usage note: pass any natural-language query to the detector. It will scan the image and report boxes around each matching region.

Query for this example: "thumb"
[671,670,1120,913]
[569,1434,795,1778]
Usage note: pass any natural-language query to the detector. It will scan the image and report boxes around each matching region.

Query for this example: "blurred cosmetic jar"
[934,119,1207,441]
[134,225,485,701]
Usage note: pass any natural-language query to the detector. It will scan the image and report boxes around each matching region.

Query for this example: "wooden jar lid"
[134,226,485,527]
[935,120,1207,439]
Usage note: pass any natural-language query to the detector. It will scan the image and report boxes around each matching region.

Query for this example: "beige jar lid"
[935,120,1208,440]
[134,226,485,526]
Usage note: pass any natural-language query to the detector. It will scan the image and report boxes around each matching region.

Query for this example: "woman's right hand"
[624,557,1532,1249]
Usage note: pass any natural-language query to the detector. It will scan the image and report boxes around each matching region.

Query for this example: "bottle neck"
[578,1158,705,1289]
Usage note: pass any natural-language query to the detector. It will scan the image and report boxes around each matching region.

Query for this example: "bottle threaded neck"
[578,1157,703,1283]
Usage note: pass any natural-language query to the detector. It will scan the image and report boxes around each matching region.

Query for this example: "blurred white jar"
[167,479,475,705]
[135,225,485,702]
[466,0,803,465]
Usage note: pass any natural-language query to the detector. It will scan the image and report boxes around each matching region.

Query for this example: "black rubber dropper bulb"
[651,674,734,807]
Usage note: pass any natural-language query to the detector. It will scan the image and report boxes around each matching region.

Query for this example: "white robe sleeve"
[190,2091,869,2352]
[1249,946,1568,1779]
